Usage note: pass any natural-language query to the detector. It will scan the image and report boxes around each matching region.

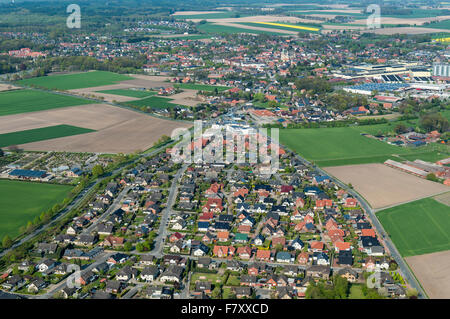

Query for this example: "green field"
[0,180,72,239]
[377,196,450,257]
[97,89,157,98]
[197,22,288,35]
[0,89,95,116]
[17,71,134,90]
[174,83,229,92]
[386,9,450,19]
[124,96,184,109]
[278,125,449,167]
[0,125,95,148]
[425,19,450,29]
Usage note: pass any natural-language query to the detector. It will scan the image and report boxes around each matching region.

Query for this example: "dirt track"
[406,250,450,299]
[0,84,20,92]
[325,163,449,210]
[0,104,192,153]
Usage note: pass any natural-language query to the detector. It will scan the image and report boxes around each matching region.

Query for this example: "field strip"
[250,21,320,31]
[434,192,450,207]
[374,190,450,212]
[212,22,299,35]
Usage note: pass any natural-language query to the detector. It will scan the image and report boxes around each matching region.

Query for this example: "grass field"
[0,89,95,116]
[278,125,449,167]
[0,125,95,148]
[377,196,450,257]
[0,180,72,239]
[17,71,134,90]
[124,96,184,109]
[240,22,321,32]
[174,83,229,92]
[97,89,157,98]
[197,22,288,35]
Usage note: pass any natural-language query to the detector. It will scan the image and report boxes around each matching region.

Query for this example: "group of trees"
[26,55,148,78]
[419,113,449,133]
[295,76,333,96]
[323,91,368,112]
[305,276,349,299]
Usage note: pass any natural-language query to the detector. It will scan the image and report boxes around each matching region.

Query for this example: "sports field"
[279,126,447,166]
[0,89,94,116]
[377,196,450,257]
[0,125,95,148]
[97,89,157,98]
[0,180,72,239]
[17,71,134,90]
[174,83,229,92]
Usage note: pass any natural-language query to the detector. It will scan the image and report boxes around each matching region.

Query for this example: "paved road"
[262,132,427,298]
[122,283,144,299]
[148,163,189,258]
[82,186,132,235]
[37,251,114,299]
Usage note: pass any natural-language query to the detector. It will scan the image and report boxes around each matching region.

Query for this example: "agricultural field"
[425,19,450,29]
[291,10,367,17]
[0,180,72,239]
[0,89,95,116]
[239,22,321,32]
[0,103,192,153]
[174,83,229,92]
[96,89,157,98]
[377,196,450,257]
[406,249,450,299]
[124,96,184,109]
[325,163,449,209]
[17,71,134,90]
[0,125,95,148]
[173,11,242,20]
[197,22,288,35]
[278,125,449,167]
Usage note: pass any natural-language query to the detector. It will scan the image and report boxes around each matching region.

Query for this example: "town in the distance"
[0,0,449,301]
